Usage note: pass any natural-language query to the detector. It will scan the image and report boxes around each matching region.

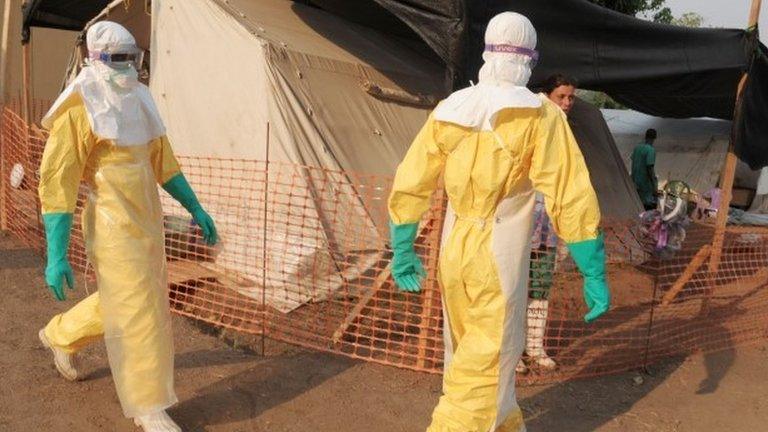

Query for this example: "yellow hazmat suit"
[389,100,600,431]
[388,12,606,431]
[39,95,182,417]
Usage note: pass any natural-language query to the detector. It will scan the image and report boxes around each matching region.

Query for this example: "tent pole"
[21,36,42,237]
[22,42,31,127]
[0,0,12,102]
[708,0,762,276]
[261,121,270,356]
[0,0,13,231]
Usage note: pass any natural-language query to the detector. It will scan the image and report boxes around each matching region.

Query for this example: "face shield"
[86,21,143,71]
[88,48,144,70]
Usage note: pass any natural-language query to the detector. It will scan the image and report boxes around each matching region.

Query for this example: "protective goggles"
[88,49,144,69]
[484,44,540,67]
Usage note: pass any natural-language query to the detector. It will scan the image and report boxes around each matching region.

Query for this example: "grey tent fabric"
[568,98,643,220]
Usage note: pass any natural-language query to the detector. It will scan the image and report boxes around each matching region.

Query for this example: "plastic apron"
[39,99,178,417]
[83,142,176,417]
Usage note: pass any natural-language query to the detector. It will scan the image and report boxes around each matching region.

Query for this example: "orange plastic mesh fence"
[2,106,767,384]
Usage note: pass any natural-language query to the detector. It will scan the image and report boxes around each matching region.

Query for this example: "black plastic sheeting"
[22,0,111,42]
[305,0,768,169]
[736,50,768,169]
[23,0,767,168]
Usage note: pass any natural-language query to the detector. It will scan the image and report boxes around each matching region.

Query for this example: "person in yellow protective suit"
[388,12,610,432]
[36,22,216,432]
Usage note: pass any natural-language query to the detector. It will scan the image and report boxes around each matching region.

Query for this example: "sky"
[664,0,766,41]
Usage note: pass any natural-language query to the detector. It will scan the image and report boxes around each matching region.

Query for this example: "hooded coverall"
[389,97,601,431]
[39,95,181,417]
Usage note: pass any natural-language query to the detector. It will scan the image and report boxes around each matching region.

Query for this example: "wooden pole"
[0,0,12,100]
[0,0,13,231]
[332,223,434,345]
[21,37,43,235]
[332,260,388,344]
[661,245,711,306]
[709,0,762,276]
[261,121,270,355]
[21,42,32,127]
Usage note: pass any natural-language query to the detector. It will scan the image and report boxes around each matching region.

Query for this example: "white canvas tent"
[64,0,446,312]
[603,109,762,201]
[56,0,669,311]
[150,0,447,312]
[151,0,444,170]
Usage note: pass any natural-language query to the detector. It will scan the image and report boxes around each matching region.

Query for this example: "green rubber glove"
[566,232,610,323]
[163,173,218,245]
[42,213,75,301]
[389,221,426,293]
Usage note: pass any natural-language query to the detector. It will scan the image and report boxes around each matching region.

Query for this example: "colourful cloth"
[531,193,558,249]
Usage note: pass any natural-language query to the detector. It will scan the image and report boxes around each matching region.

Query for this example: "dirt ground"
[1,230,766,432]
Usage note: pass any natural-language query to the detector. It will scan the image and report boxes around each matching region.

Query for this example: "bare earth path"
[1,231,766,431]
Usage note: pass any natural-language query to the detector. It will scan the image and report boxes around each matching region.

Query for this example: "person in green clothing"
[631,128,659,210]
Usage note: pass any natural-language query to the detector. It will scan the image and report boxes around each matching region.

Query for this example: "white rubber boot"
[38,328,79,381]
[133,410,182,432]
[526,299,557,370]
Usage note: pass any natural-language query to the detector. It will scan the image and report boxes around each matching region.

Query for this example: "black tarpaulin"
[736,49,768,169]
[22,0,112,42]
[304,0,768,169]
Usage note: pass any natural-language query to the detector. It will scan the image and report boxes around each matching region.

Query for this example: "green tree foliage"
[587,0,673,23]
[582,2,704,109]
[671,12,705,28]
[577,90,627,110]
